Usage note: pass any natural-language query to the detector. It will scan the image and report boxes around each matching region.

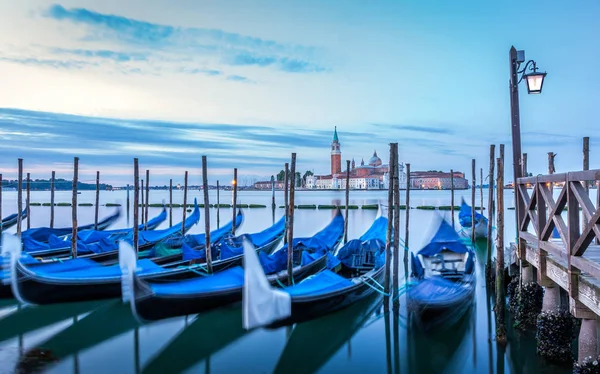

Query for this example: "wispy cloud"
[0,56,94,70]
[373,123,454,135]
[41,4,328,78]
[51,48,148,62]
[226,75,254,83]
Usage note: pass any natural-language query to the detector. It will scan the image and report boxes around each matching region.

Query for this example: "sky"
[0,0,599,186]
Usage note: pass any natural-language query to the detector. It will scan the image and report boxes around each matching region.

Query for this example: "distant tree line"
[2,178,113,191]
[276,170,314,187]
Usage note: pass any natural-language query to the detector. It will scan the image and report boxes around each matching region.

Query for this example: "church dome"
[368,150,382,167]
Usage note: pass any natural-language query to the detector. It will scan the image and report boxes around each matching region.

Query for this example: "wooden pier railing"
[517,169,600,318]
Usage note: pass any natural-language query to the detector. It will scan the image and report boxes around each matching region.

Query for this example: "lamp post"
[509,46,547,263]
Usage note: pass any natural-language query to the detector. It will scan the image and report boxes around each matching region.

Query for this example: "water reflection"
[18,300,139,372]
[0,189,577,373]
[274,294,382,374]
[142,305,247,374]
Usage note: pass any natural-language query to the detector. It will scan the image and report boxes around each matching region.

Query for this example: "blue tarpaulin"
[417,219,469,257]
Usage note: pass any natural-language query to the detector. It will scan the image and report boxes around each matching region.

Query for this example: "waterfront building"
[305,128,406,190]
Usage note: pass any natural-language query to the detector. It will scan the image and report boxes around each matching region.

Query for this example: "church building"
[306,127,407,190]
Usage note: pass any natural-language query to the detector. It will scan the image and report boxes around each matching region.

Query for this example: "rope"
[362,277,391,296]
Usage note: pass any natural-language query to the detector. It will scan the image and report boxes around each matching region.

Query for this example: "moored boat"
[124,210,346,322]
[20,207,122,243]
[458,198,488,239]
[243,211,388,328]
[0,208,27,232]
[407,217,475,328]
[7,210,262,304]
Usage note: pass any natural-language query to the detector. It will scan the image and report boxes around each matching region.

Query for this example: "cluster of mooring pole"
[202,156,213,273]
[384,143,402,310]
[286,154,296,285]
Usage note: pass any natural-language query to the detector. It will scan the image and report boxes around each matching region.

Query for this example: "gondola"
[21,207,167,253]
[125,210,346,322]
[0,208,27,232]
[458,198,488,239]
[407,217,475,328]
[20,207,122,243]
[8,209,254,305]
[23,202,198,261]
[244,211,388,328]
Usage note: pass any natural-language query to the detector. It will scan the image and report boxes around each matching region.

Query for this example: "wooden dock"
[514,169,600,319]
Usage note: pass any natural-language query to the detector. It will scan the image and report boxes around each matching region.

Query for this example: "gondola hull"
[267,266,385,328]
[12,235,280,304]
[132,254,328,321]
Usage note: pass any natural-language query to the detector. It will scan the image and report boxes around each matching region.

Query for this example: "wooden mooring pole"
[392,144,400,307]
[471,159,476,244]
[216,180,220,229]
[145,170,150,230]
[344,160,350,244]
[283,163,289,244]
[202,156,213,273]
[71,157,79,259]
[287,154,296,285]
[133,159,139,255]
[404,163,411,263]
[140,179,145,226]
[450,169,455,229]
[486,145,495,281]
[496,151,506,342]
[17,159,22,237]
[181,171,188,234]
[584,137,590,228]
[26,173,30,230]
[50,171,55,228]
[169,179,173,227]
[384,144,395,304]
[232,168,238,236]
[126,183,130,224]
[480,168,484,214]
[94,171,100,230]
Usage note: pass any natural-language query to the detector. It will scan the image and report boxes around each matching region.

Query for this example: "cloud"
[42,4,327,75]
[227,75,254,83]
[373,123,454,135]
[51,48,148,62]
[0,56,93,70]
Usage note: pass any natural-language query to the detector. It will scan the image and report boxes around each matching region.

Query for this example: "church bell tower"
[331,126,341,175]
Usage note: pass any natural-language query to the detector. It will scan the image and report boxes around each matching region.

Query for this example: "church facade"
[306,127,407,190]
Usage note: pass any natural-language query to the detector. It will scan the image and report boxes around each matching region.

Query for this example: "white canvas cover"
[242,238,291,330]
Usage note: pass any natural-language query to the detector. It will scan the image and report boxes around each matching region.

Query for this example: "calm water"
[0,189,573,373]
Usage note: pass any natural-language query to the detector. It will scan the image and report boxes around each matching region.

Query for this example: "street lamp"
[509,46,547,264]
